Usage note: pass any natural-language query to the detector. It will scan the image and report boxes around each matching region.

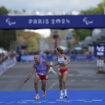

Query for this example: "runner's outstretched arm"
[24,66,35,84]
[50,62,59,67]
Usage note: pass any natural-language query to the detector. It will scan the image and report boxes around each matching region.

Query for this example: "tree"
[81,1,104,14]
[73,29,92,41]
[27,37,38,52]
[74,1,104,42]
[17,31,41,52]
[0,6,17,51]
[0,30,16,50]
[0,6,8,15]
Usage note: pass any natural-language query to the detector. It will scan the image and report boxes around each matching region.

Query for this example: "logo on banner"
[96,46,105,56]
[83,17,94,25]
[5,18,16,26]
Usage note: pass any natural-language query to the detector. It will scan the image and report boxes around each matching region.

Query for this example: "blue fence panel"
[20,55,94,61]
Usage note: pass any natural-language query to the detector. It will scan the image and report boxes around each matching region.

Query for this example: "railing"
[0,57,17,76]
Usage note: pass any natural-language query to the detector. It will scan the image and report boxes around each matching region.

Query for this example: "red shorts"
[59,68,68,74]
[37,74,48,80]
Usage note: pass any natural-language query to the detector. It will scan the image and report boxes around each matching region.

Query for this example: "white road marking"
[48,80,58,89]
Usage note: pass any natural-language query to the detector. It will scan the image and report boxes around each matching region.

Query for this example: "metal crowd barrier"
[0,57,17,76]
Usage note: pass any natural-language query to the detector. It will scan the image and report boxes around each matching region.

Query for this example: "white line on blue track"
[0,90,105,105]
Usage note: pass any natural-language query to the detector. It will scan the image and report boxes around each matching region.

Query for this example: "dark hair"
[57,47,64,54]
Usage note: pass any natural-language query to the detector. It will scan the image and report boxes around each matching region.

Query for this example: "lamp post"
[51,30,59,53]
[53,34,59,49]
[66,34,72,54]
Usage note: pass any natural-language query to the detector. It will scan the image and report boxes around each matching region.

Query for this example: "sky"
[0,0,103,12]
[25,29,51,38]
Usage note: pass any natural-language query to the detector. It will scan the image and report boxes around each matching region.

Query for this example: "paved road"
[0,60,105,91]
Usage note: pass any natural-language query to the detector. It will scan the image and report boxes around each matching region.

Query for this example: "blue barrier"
[21,55,34,61]
[21,55,48,61]
[20,55,94,61]
[69,55,94,60]
[0,90,105,105]
[0,57,17,75]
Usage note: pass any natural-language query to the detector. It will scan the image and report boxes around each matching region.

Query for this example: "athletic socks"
[60,90,63,99]
[60,90,63,95]
[64,89,67,96]
[60,89,68,99]
[64,89,68,98]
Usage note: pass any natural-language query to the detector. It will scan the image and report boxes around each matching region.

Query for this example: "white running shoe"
[59,94,63,99]
[35,94,40,99]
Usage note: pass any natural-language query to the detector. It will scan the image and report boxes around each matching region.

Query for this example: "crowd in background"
[0,52,16,64]
[0,48,105,74]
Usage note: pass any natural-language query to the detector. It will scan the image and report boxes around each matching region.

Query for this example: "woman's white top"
[58,55,67,64]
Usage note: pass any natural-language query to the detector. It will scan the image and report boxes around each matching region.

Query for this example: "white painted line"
[48,80,58,89]
[1,99,104,104]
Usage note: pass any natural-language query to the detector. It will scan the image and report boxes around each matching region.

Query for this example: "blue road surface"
[0,90,105,105]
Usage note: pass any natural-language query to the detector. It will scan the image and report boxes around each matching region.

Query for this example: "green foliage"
[74,29,92,41]
[81,1,104,14]
[74,1,104,41]
[0,30,16,50]
[27,35,41,52]
[0,6,8,15]
[0,6,17,51]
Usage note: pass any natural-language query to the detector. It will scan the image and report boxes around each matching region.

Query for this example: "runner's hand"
[24,78,29,84]
[50,65,53,67]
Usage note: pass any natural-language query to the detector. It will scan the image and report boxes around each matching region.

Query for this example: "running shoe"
[43,92,46,97]
[35,94,40,99]
[59,94,63,99]
[64,95,68,98]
